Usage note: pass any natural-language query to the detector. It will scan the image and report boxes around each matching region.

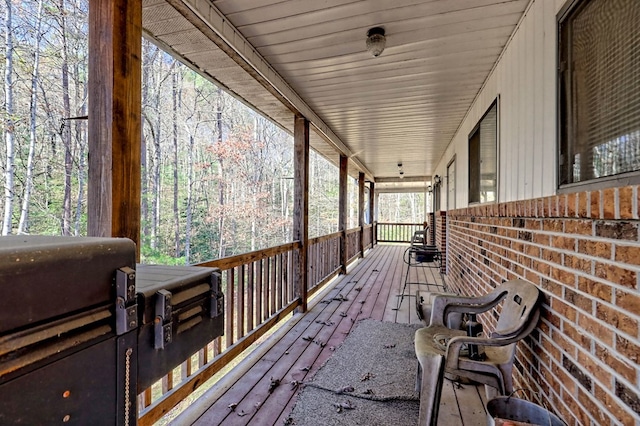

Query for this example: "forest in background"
[0,0,428,265]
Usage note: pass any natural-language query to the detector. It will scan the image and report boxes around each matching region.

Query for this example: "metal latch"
[154,289,172,349]
[210,271,224,318]
[116,267,137,335]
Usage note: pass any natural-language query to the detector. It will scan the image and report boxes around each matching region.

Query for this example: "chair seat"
[415,325,464,360]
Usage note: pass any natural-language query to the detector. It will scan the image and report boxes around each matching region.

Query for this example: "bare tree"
[54,0,73,236]
[2,0,15,235]
[171,65,181,256]
[215,87,225,258]
[18,0,45,234]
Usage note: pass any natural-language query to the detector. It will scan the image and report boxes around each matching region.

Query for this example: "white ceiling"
[142,0,530,191]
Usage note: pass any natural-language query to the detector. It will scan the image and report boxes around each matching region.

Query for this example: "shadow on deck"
[173,244,487,425]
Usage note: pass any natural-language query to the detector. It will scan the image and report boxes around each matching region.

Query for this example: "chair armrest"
[429,291,504,327]
[444,334,515,370]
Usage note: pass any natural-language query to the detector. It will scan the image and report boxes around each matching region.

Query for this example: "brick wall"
[436,211,447,274]
[428,212,436,246]
[445,186,640,426]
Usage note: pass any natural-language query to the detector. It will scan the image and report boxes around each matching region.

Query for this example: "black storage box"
[136,264,223,391]
[0,236,138,426]
[415,245,439,263]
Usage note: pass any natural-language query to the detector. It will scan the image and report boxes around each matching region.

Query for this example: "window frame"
[468,99,498,205]
[557,0,640,191]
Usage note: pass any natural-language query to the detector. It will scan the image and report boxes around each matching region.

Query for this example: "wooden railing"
[376,222,423,243]
[363,224,373,250]
[137,222,400,424]
[138,242,301,425]
[346,227,361,262]
[307,231,342,296]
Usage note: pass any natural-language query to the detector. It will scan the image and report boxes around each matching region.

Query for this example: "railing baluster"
[226,269,234,348]
[286,251,292,302]
[237,265,245,339]
[256,259,263,322]
[264,256,271,317]
[270,255,277,315]
[247,261,254,332]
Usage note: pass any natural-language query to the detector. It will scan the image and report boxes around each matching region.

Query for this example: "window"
[559,0,640,186]
[447,156,456,210]
[469,101,497,204]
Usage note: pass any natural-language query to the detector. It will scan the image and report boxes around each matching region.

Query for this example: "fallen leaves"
[268,377,280,393]
[337,385,354,394]
[333,400,355,413]
[333,293,349,302]
[360,372,375,382]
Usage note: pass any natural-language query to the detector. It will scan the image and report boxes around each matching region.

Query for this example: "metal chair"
[413,279,541,426]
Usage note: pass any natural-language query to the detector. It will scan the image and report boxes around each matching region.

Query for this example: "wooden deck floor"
[174,244,487,426]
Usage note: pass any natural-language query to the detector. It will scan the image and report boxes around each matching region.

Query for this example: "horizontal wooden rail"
[198,241,301,270]
[309,231,342,245]
[376,222,423,243]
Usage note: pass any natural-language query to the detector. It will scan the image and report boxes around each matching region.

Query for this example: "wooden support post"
[88,0,142,259]
[369,181,375,245]
[293,115,309,312]
[358,172,365,257]
[374,191,380,245]
[338,155,348,274]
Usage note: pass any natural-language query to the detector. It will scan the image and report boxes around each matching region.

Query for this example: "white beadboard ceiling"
[142,0,530,191]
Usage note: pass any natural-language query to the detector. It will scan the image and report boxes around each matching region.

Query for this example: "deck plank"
[181,244,485,426]
[454,380,488,425]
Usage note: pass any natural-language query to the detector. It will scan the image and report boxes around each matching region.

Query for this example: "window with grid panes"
[558,0,640,186]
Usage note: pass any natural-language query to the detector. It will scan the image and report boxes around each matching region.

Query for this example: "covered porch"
[45,0,640,425]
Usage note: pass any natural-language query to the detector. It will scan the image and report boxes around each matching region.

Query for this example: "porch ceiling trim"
[166,0,374,181]
[376,176,432,184]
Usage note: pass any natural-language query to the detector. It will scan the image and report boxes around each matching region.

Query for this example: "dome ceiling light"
[366,27,386,57]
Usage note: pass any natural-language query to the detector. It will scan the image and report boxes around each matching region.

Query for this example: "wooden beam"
[88,0,142,257]
[358,172,365,258]
[369,181,376,245]
[338,155,348,274]
[293,115,309,312]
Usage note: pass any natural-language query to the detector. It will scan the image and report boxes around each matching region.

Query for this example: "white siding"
[436,0,572,207]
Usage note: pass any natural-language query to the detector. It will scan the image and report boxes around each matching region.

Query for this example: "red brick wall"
[445,186,640,425]
[436,211,447,274]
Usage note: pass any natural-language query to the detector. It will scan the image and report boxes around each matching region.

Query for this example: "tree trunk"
[185,133,194,264]
[2,0,15,235]
[73,69,87,236]
[172,67,180,257]
[151,70,162,250]
[59,0,72,236]
[18,0,45,234]
[216,88,225,259]
[141,42,151,244]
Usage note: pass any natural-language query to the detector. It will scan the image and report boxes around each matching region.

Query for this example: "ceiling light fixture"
[366,27,386,57]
